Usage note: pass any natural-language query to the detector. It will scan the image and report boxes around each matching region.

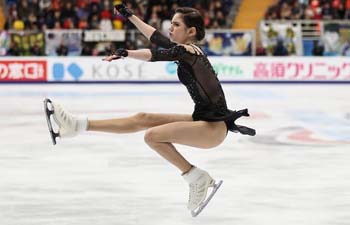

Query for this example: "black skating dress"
[149,30,255,136]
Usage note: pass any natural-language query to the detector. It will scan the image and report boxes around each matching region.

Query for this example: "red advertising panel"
[0,60,47,82]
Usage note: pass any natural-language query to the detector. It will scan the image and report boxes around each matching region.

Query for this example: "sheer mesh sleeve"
[150,45,187,62]
[149,30,177,49]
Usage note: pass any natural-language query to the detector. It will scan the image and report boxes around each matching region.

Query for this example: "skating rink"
[0,83,349,225]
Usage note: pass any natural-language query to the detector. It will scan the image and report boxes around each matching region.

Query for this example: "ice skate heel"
[43,98,59,145]
[191,180,223,217]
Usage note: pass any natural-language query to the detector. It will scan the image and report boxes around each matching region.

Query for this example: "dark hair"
[175,7,205,41]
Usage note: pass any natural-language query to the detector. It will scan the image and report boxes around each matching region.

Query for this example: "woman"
[44,4,255,216]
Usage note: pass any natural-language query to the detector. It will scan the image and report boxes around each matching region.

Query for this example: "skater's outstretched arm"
[103,45,189,62]
[114,4,155,40]
[102,48,152,62]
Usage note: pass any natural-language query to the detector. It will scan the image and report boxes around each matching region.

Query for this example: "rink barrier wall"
[0,57,350,83]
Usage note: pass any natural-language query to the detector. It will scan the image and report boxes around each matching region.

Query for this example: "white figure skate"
[43,98,87,145]
[183,167,223,217]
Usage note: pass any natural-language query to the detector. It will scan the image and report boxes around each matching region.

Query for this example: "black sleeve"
[150,30,177,49]
[150,45,187,62]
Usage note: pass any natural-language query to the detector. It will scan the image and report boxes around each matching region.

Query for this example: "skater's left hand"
[102,48,128,62]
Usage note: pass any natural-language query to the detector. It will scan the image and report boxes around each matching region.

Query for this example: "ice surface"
[0,83,349,225]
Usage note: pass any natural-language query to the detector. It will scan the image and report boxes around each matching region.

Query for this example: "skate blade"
[191,180,223,217]
[43,98,59,145]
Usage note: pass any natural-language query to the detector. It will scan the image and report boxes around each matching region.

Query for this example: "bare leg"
[144,121,227,173]
[88,112,192,133]
[146,142,192,173]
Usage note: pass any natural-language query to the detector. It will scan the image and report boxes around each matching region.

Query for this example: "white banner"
[45,57,350,82]
[46,57,174,81]
[1,57,350,82]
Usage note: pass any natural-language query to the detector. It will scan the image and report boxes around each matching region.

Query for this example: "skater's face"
[169,13,197,44]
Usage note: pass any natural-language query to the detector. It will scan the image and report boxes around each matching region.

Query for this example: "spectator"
[62,18,75,29]
[148,11,161,29]
[81,45,92,55]
[51,0,60,11]
[89,14,100,29]
[312,40,324,56]
[61,2,78,27]
[17,0,31,24]
[78,18,89,29]
[310,0,322,19]
[215,11,226,27]
[203,12,211,28]
[321,2,335,19]
[112,13,124,29]
[53,21,62,29]
[265,6,279,20]
[27,11,39,30]
[12,14,25,30]
[344,7,350,19]
[291,1,304,19]
[30,42,44,56]
[88,2,100,24]
[7,42,21,56]
[100,18,113,31]
[303,5,315,19]
[76,2,90,22]
[280,2,292,19]
[46,10,62,29]
[39,0,51,10]
[273,39,288,56]
[256,42,267,56]
[333,1,346,19]
[56,43,68,56]
[100,0,112,20]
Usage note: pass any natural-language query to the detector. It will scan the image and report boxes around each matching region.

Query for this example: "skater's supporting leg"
[144,121,226,212]
[144,120,227,149]
[144,120,227,172]
[182,167,216,211]
[144,141,192,173]
[88,112,192,133]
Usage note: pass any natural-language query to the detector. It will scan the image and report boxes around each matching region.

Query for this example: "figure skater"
[44,4,255,217]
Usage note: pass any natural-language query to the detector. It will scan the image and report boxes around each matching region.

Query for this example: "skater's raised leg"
[47,99,192,139]
[50,101,88,138]
[88,112,192,133]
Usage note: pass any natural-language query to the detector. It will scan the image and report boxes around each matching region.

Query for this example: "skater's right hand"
[114,3,133,18]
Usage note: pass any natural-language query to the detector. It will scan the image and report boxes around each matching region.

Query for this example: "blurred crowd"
[3,0,233,56]
[4,0,233,31]
[3,0,349,57]
[265,0,350,20]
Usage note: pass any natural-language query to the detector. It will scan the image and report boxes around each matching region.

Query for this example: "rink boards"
[0,57,350,83]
